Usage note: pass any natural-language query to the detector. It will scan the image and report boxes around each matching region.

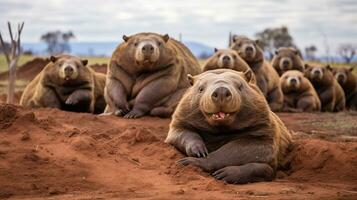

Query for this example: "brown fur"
[332,67,357,110]
[304,64,345,112]
[272,47,304,76]
[280,70,321,112]
[166,69,292,184]
[20,55,106,114]
[230,36,283,111]
[104,32,201,118]
[203,49,257,84]
[203,49,249,72]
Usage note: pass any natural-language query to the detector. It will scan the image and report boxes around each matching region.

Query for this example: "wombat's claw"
[212,169,228,180]
[114,109,128,116]
[124,110,144,119]
[176,157,200,166]
[187,143,208,158]
[212,167,241,184]
[65,97,78,105]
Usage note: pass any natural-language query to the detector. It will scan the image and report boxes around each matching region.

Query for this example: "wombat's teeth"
[211,112,229,120]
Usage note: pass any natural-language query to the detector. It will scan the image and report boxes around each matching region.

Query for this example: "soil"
[0,104,356,200]
[0,57,356,199]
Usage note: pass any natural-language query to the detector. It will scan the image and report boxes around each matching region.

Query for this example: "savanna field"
[0,53,356,200]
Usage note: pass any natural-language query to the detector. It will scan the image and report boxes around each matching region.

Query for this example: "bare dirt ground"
[0,104,356,200]
[0,58,356,199]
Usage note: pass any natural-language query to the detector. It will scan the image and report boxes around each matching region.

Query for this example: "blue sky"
[1,0,357,56]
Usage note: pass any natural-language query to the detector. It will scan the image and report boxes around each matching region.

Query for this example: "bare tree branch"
[1,21,25,104]
[0,31,11,64]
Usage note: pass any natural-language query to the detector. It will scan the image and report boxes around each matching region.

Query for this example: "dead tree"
[0,22,24,104]
[338,44,356,64]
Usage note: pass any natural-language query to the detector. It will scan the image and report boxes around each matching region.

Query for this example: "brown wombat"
[280,70,321,112]
[203,48,249,72]
[272,47,304,76]
[166,69,292,184]
[104,32,201,118]
[230,35,283,111]
[332,67,357,110]
[304,64,345,112]
[20,55,106,113]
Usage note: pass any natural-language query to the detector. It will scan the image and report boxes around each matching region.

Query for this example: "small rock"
[21,132,31,141]
[173,189,185,195]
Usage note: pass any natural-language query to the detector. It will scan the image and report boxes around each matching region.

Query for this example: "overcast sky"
[1,0,356,56]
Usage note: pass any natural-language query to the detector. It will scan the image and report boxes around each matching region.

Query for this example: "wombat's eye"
[134,43,138,46]
[158,42,162,46]
[298,77,302,81]
[233,55,237,59]
[198,86,204,93]
[238,84,243,90]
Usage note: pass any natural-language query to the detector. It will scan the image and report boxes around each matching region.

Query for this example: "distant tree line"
[40,30,75,55]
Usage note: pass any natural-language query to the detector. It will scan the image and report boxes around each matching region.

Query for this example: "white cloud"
[0,0,356,56]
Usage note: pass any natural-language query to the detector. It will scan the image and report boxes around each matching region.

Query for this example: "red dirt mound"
[0,104,356,199]
[0,58,50,81]
[0,57,107,81]
[90,63,107,74]
[0,91,23,104]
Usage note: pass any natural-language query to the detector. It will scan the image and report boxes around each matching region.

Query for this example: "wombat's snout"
[211,86,232,104]
[64,66,74,74]
[282,60,290,68]
[289,77,297,85]
[142,44,155,57]
[336,73,346,83]
[245,46,254,54]
[313,69,321,76]
[222,55,231,62]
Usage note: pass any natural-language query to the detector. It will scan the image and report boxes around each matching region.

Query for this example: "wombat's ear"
[187,74,195,86]
[292,48,299,55]
[162,34,169,43]
[50,56,57,63]
[326,65,332,71]
[243,69,254,83]
[214,48,218,52]
[81,59,88,66]
[349,67,354,72]
[304,63,311,70]
[122,35,130,42]
[232,35,237,43]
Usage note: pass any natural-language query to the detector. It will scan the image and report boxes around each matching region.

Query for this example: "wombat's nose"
[245,46,253,52]
[65,66,74,73]
[283,60,289,66]
[313,70,321,75]
[290,78,297,84]
[142,44,155,55]
[212,87,232,104]
[222,55,230,61]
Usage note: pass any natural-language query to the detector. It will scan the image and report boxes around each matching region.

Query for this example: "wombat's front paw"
[124,109,144,119]
[186,141,208,157]
[177,157,212,172]
[65,96,79,105]
[114,109,129,116]
[177,157,201,166]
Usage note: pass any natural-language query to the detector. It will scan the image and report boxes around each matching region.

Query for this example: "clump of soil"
[0,104,356,199]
